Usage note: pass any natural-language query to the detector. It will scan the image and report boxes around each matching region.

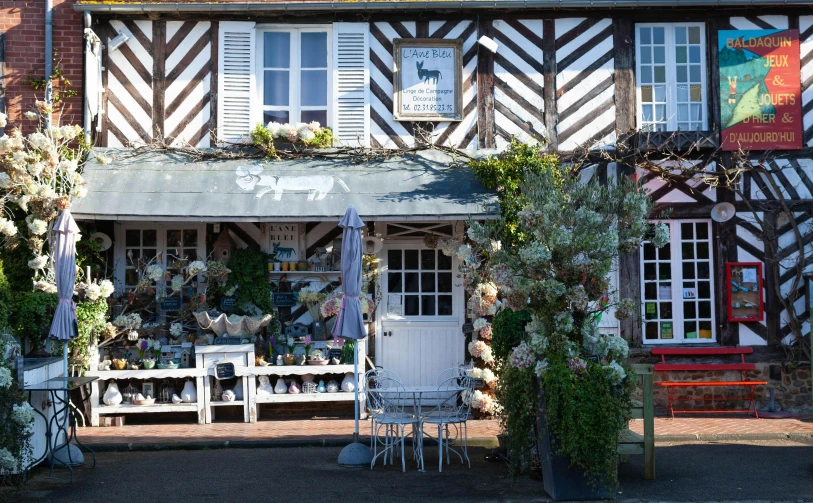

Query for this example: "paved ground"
[75,417,813,450]
[9,438,813,503]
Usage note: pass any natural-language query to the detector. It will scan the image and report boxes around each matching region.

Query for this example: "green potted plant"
[465,142,667,498]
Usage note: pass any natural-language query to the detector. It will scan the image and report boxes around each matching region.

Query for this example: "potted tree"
[464,142,667,498]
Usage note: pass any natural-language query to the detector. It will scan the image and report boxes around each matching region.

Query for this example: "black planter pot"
[538,395,614,501]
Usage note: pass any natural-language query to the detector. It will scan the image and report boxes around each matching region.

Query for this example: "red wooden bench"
[652,347,767,418]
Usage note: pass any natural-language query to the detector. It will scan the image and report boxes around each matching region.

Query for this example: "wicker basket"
[302,382,318,394]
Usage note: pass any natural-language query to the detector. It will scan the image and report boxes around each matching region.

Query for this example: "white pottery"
[276,355,284,366]
[257,376,274,397]
[171,394,183,404]
[222,389,236,402]
[274,378,288,394]
[103,382,122,405]
[136,393,146,401]
[288,381,301,394]
[327,380,339,393]
[341,372,355,392]
[180,380,197,403]
[233,382,244,400]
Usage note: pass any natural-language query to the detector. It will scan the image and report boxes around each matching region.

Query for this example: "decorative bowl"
[308,359,329,366]
[134,397,155,406]
[112,359,127,370]
[156,362,179,370]
[142,360,156,370]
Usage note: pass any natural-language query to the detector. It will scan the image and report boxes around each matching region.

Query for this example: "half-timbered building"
[11,0,810,414]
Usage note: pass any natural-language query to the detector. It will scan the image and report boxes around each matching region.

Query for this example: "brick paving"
[76,416,812,447]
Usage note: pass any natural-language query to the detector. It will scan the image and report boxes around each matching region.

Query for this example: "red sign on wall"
[719,29,802,151]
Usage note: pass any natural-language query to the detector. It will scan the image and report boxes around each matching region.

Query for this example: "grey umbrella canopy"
[334,204,373,467]
[331,204,367,341]
[49,210,80,342]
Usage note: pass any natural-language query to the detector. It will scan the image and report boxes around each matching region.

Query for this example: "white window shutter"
[332,23,370,148]
[217,21,256,143]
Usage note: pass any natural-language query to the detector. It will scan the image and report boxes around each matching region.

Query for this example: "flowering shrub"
[466,141,664,485]
[320,289,375,319]
[0,336,32,481]
[467,340,494,363]
[250,121,333,152]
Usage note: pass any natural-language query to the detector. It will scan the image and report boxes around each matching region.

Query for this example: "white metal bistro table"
[373,385,467,471]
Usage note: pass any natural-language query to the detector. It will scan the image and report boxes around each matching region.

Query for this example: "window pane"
[639,27,651,45]
[654,66,666,82]
[690,84,702,102]
[654,46,665,64]
[404,250,419,269]
[404,296,419,316]
[660,302,672,319]
[640,67,652,84]
[659,263,671,280]
[645,303,656,320]
[264,70,290,107]
[404,272,419,293]
[301,69,327,107]
[421,250,435,270]
[301,110,327,126]
[125,269,139,286]
[388,250,402,270]
[682,242,694,259]
[689,65,701,82]
[696,222,709,240]
[697,262,710,279]
[675,26,687,44]
[388,272,402,293]
[654,86,666,102]
[698,281,710,298]
[699,301,711,318]
[126,248,140,262]
[264,110,290,124]
[683,262,695,279]
[644,263,656,281]
[438,253,452,270]
[438,295,453,315]
[143,230,157,247]
[678,104,688,121]
[643,242,656,260]
[183,229,198,246]
[655,105,666,121]
[142,248,157,261]
[644,282,657,299]
[642,104,653,122]
[641,86,653,103]
[438,273,452,293]
[641,48,651,64]
[126,229,140,247]
[676,66,687,82]
[183,249,197,262]
[421,273,436,293]
[699,321,712,338]
[264,32,290,68]
[697,242,709,259]
[688,26,700,44]
[681,222,694,239]
[167,230,182,248]
[653,27,665,44]
[684,321,697,339]
[301,32,328,68]
[689,45,701,63]
[645,322,658,340]
[421,296,435,316]
[684,301,696,319]
[659,243,671,260]
[677,85,688,102]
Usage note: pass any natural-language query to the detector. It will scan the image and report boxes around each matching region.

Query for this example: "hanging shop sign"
[719,29,802,150]
[392,38,463,121]
[159,296,182,311]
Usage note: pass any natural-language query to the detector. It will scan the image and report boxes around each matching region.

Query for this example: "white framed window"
[114,222,207,291]
[635,23,708,132]
[257,26,331,127]
[640,220,716,344]
[382,246,459,321]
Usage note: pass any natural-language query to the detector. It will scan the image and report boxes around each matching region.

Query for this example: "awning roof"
[72,149,499,222]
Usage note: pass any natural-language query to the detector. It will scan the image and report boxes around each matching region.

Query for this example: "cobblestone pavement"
[75,416,812,448]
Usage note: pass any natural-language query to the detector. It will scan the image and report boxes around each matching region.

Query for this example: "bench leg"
[750,385,759,419]
[667,386,675,419]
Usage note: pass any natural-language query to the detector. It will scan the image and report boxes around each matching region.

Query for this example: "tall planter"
[538,394,614,501]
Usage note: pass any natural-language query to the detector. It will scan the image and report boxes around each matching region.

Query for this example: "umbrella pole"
[353,340,359,443]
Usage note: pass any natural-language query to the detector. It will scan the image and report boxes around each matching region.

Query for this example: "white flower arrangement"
[99,279,115,298]
[145,264,165,282]
[470,390,497,414]
[27,255,48,270]
[113,313,142,330]
[0,366,12,389]
[85,283,102,301]
[0,447,17,471]
[468,340,494,363]
[26,218,48,237]
[473,317,489,331]
[187,260,207,276]
[171,274,184,292]
[0,111,7,128]
[169,322,184,338]
[468,367,496,384]
[0,217,18,237]
[12,402,35,435]
[34,280,57,294]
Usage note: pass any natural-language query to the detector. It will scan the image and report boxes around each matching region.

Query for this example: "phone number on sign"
[403,103,455,113]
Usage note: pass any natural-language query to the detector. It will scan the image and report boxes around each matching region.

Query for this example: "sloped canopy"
[71,149,499,222]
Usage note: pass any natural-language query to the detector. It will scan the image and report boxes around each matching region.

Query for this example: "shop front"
[71,148,498,424]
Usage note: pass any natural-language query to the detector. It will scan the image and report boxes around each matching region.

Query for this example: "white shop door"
[378,244,465,386]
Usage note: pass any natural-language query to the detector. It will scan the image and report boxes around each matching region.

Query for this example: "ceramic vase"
[103,382,122,405]
[294,354,306,366]
[283,354,295,366]
[327,380,339,393]
[274,378,288,394]
[257,376,274,397]
[316,380,326,393]
[171,394,183,404]
[233,381,244,400]
[341,372,355,392]
[222,389,236,402]
[180,380,197,403]
[288,381,301,394]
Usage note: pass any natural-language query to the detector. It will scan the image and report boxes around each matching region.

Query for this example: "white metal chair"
[420,375,473,472]
[365,370,420,472]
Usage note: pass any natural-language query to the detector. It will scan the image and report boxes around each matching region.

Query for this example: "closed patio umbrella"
[49,209,80,364]
[334,204,373,467]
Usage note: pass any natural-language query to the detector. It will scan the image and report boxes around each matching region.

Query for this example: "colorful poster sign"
[719,29,802,150]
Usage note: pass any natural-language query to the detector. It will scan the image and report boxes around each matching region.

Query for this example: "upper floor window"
[636,23,708,132]
[259,27,330,126]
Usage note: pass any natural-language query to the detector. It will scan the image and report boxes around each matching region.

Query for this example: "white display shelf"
[244,364,354,377]
[209,400,245,407]
[268,271,340,277]
[256,392,359,404]
[97,402,199,414]
[88,369,206,380]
